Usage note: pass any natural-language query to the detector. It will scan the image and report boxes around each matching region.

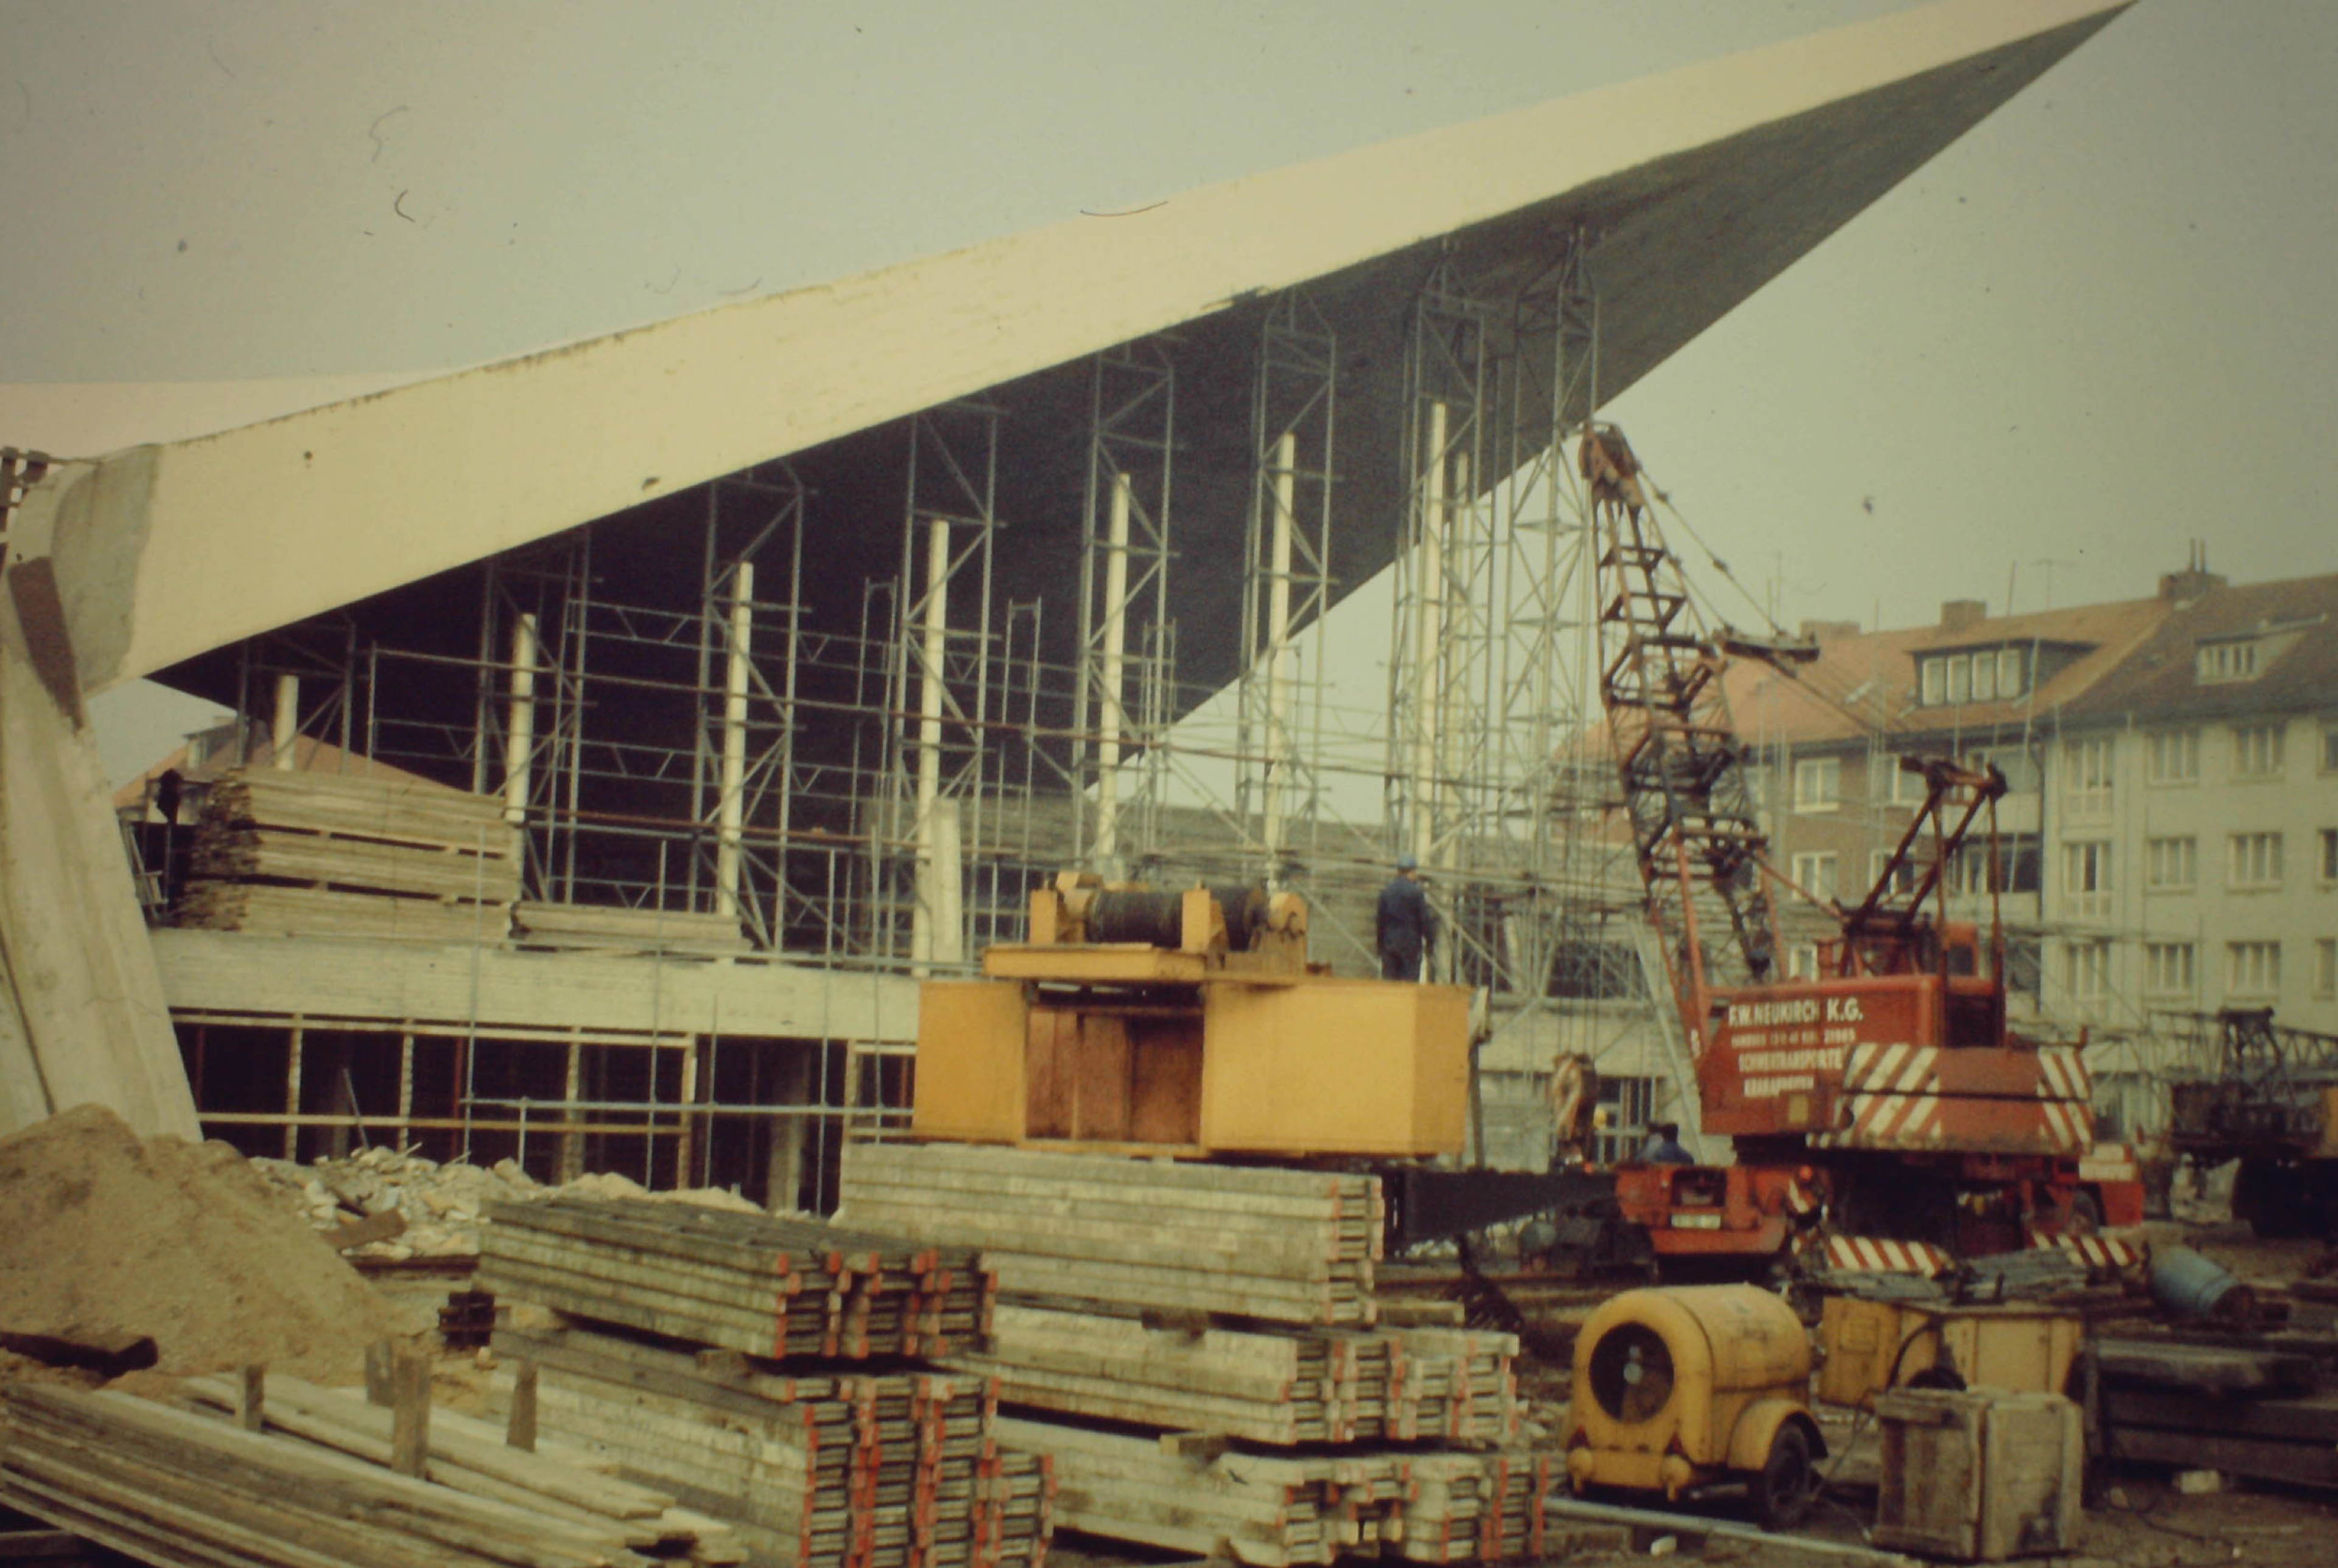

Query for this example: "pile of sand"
[0,1104,411,1383]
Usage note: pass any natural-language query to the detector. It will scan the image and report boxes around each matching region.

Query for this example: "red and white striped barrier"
[1821,1235,1954,1276]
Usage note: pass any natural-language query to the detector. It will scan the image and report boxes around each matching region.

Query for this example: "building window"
[2323,828,2338,883]
[1790,852,1838,901]
[2005,936,2043,998]
[1792,757,1841,812]
[1968,744,2040,795]
[2324,727,2338,774]
[2146,729,2199,785]
[1867,849,1918,897]
[2228,832,2284,891]
[2144,942,2197,995]
[1890,760,1928,805]
[2065,940,2111,1001]
[2063,840,2113,917]
[2227,940,2281,998]
[1786,942,1820,981]
[1950,833,2041,897]
[2063,737,2113,816]
[1918,648,2027,707]
[2317,939,2337,1001]
[2146,836,2197,892]
[2234,724,2285,780]
[2197,639,2260,683]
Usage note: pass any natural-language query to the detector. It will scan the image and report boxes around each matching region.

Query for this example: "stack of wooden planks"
[514,901,754,957]
[477,1195,994,1360]
[2098,1333,2338,1486]
[954,1306,1517,1447]
[993,1417,1553,1568]
[0,1378,740,1567]
[837,1143,1381,1327]
[178,768,521,942]
[498,1323,1050,1568]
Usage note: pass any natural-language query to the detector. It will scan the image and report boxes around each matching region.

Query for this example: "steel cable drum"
[1212,884,1268,950]
[1086,889,1187,947]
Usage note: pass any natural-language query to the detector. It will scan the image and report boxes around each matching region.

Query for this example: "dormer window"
[2197,637,2259,683]
[1917,646,2029,707]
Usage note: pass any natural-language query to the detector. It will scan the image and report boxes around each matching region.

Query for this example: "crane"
[1582,424,2143,1272]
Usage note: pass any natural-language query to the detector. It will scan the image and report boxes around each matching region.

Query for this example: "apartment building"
[1720,561,2338,1135]
[1727,587,2175,1018]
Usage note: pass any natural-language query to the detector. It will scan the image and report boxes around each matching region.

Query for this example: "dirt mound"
[0,1104,411,1384]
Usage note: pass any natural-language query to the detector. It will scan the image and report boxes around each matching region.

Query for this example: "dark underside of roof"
[155,13,2114,814]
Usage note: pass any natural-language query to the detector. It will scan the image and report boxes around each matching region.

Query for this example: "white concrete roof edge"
[34,0,2127,694]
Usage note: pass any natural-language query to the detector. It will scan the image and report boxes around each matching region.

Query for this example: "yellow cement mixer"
[1561,1285,1822,1529]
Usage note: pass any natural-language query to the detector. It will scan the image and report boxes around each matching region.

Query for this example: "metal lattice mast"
[1237,290,1338,890]
[1590,427,1777,1018]
[1072,343,1176,880]
[1386,258,1491,981]
[888,402,1001,968]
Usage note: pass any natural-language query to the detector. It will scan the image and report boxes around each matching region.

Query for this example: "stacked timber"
[994,1417,1555,1568]
[177,767,520,942]
[477,1195,992,1360]
[515,900,754,957]
[838,1143,1381,1326]
[953,1305,1517,1446]
[0,1379,741,1567]
[497,1326,1048,1568]
[840,1143,1537,1564]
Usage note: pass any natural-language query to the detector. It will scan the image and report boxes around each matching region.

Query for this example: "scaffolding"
[163,247,1695,1195]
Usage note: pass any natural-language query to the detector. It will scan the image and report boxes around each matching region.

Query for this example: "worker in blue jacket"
[1375,853,1436,981]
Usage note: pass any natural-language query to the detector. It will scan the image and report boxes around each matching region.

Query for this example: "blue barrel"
[2149,1244,2242,1319]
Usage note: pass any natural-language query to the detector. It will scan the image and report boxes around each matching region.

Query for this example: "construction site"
[7,2,2338,1564]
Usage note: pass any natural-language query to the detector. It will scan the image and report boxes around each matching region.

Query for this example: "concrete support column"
[504,613,539,828]
[1263,432,1297,881]
[911,518,951,967]
[1092,472,1132,877]
[716,562,754,919]
[272,674,300,769]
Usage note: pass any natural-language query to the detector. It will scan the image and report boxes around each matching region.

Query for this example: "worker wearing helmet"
[1375,853,1436,981]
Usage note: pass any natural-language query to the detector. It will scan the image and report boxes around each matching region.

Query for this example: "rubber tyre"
[1753,1422,1816,1532]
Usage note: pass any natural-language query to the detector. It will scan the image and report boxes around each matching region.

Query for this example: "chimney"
[1939,600,1987,633]
[2159,539,2226,605]
[1797,619,1862,642]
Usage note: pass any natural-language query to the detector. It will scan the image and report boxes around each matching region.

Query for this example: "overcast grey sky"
[9,1,2336,778]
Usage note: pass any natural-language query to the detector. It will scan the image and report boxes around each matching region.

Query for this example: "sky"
[8,0,2338,780]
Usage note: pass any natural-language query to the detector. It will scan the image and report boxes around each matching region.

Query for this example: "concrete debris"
[248,1145,768,1261]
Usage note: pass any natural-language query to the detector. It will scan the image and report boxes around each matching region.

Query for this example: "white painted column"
[271,674,300,769]
[1263,432,1298,880]
[911,518,951,965]
[1411,402,1447,870]
[503,613,538,828]
[1092,471,1132,876]
[716,562,754,919]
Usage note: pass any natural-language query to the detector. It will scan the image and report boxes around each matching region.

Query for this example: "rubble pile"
[249,1145,767,1262]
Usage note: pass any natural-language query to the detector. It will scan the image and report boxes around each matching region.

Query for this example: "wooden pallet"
[513,901,753,956]
[204,768,518,856]
[174,879,514,942]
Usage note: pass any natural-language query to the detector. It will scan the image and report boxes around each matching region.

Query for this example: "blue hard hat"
[1395,853,1419,872]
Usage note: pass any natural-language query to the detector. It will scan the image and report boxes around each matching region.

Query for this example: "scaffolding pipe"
[911,516,950,965]
[504,612,538,827]
[1092,470,1132,875]
[716,561,754,917]
[1410,401,1447,869]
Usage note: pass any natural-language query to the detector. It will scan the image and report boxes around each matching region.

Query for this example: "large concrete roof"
[25,0,2126,697]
